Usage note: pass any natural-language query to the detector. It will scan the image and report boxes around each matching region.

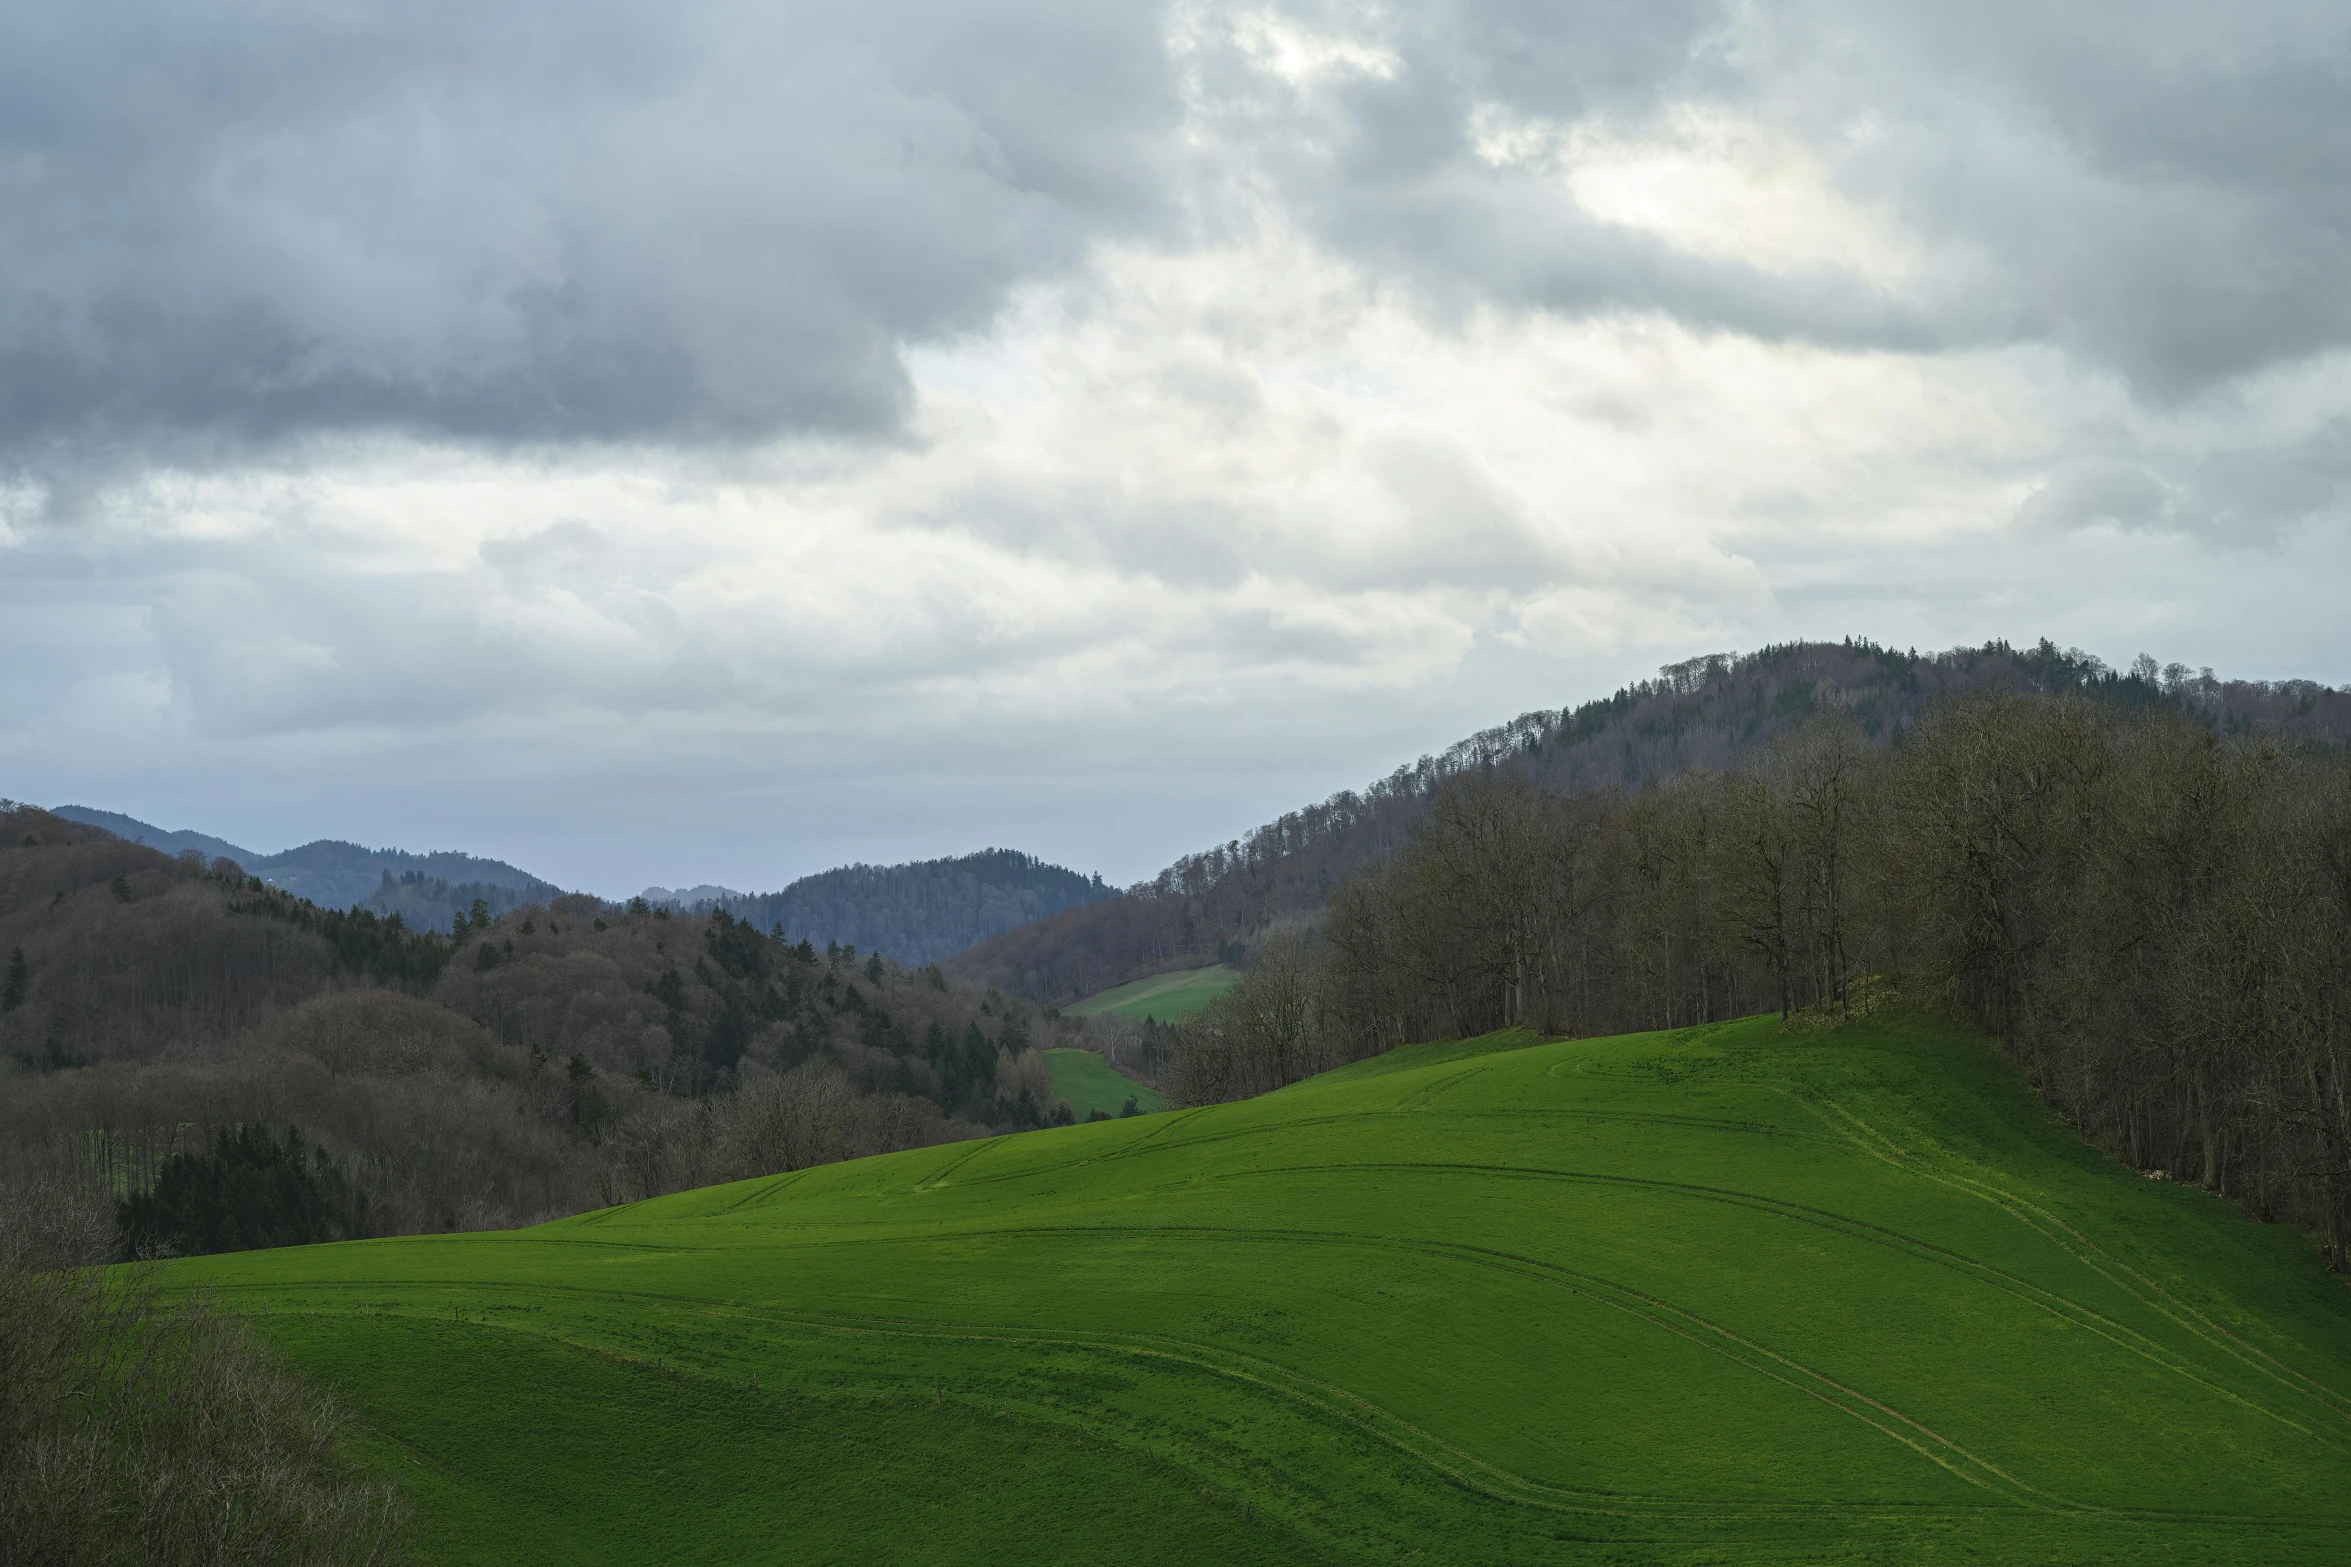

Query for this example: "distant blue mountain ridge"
[50,806,1114,965]
[50,806,558,911]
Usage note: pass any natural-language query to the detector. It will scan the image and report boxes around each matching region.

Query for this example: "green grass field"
[167,1012,2351,1563]
[1042,1047,1166,1118]
[1061,964,1236,1023]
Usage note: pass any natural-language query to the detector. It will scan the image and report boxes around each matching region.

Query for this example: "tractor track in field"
[552,1080,2349,1449]
[226,1253,2351,1534]
[1396,1065,1488,1110]
[236,1273,2033,1524]
[708,1167,817,1214]
[675,1296,2047,1524]
[812,1096,2348,1444]
[192,1026,2351,1552]
[1172,1158,2347,1445]
[914,1134,1011,1190]
[713,1232,2351,1531]
[1782,1087,2351,1428]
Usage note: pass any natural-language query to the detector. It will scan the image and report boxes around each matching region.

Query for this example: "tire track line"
[1791,1089,2351,1425]
[1190,1159,2331,1443]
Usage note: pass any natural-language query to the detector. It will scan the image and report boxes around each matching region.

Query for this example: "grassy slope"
[169,1013,2351,1564]
[1062,964,1236,1022]
[1043,1047,1166,1118]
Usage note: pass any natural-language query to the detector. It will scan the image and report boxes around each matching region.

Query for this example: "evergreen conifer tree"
[1,945,25,1013]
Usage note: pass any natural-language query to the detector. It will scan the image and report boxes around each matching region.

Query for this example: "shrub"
[0,1180,412,1565]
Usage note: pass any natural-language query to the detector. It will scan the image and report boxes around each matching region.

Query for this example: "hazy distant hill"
[243,840,562,912]
[50,806,256,866]
[51,806,1109,964]
[686,850,1114,967]
[49,806,566,927]
[641,883,745,906]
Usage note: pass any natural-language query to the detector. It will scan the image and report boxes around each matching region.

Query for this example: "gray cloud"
[10,0,2349,476]
[1199,1,2351,398]
[0,0,1174,462]
[2015,460,2179,535]
[1812,1,2351,394]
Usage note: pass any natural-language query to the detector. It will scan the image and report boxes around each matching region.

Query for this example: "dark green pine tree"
[1,945,25,1013]
[118,1126,367,1258]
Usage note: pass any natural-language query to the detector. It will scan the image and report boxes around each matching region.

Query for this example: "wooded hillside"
[0,809,1111,1253]
[48,809,567,914]
[951,639,2351,1003]
[684,849,1114,967]
[50,806,1110,966]
[1170,687,2351,1268]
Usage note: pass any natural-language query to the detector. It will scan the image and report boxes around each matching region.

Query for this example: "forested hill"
[47,805,255,866]
[683,850,1114,968]
[949,637,2351,1005]
[0,803,1108,1248]
[247,841,564,912]
[49,807,1108,964]
[48,806,564,916]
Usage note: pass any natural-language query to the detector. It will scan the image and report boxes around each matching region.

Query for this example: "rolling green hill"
[1062,964,1236,1023]
[165,1012,2351,1564]
[1042,1047,1165,1119]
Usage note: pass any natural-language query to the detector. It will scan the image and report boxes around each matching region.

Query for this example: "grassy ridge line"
[164,1013,2351,1564]
[1062,964,1236,1021]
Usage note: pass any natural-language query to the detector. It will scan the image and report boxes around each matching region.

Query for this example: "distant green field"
[168,1013,2351,1564]
[1042,1047,1165,1119]
[1062,964,1236,1022]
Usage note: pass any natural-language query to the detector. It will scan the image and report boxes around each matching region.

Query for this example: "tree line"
[1171,691,2351,1268]
[953,638,2351,1006]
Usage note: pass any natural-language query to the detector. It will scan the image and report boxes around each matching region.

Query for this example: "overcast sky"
[4,0,2348,895]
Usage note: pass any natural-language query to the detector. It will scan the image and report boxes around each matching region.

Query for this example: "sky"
[4,0,2348,895]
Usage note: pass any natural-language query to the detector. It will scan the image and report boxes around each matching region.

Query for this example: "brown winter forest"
[0,809,1137,1241]
[951,638,2351,1005]
[1171,680,2351,1270]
